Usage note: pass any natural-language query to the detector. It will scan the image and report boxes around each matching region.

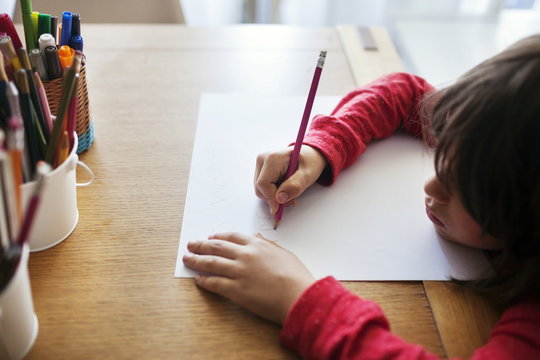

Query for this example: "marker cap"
[44,45,62,79]
[70,35,83,52]
[38,33,55,53]
[60,11,72,46]
[71,13,80,37]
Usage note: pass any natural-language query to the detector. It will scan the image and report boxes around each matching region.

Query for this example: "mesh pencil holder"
[43,63,95,154]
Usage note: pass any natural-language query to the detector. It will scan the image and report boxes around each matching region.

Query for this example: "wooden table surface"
[24,25,499,359]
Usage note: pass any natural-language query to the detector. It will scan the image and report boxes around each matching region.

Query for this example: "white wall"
[0,0,16,17]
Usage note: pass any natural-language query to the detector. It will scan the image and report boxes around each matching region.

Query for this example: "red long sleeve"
[303,72,433,185]
[281,277,540,360]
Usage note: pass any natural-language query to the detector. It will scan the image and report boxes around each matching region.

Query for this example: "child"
[183,34,540,358]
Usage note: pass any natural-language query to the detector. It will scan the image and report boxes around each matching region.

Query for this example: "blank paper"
[175,94,492,281]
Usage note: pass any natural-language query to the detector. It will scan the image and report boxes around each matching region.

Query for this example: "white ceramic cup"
[0,244,38,360]
[20,135,94,252]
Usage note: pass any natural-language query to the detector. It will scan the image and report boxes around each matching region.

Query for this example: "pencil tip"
[273,220,280,230]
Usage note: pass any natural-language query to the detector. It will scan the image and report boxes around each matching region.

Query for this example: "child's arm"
[304,72,434,185]
[281,278,540,360]
[255,73,433,214]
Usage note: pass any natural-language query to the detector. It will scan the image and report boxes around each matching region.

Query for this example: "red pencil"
[274,50,326,229]
[17,161,50,246]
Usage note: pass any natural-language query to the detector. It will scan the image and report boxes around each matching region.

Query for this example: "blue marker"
[60,11,72,46]
[71,35,83,52]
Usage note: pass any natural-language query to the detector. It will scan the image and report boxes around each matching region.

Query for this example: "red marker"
[0,14,23,48]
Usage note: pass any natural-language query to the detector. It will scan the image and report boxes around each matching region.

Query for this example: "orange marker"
[58,45,74,70]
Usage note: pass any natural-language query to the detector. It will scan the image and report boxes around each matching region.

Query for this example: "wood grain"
[337,25,405,86]
[22,25,448,359]
[424,281,500,358]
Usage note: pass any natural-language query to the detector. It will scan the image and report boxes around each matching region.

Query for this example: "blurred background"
[2,0,540,85]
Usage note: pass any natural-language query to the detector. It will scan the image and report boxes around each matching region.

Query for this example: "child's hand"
[182,232,316,324]
[254,145,327,214]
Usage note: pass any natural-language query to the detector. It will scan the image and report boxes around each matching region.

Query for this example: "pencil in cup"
[273,50,327,229]
[42,63,93,154]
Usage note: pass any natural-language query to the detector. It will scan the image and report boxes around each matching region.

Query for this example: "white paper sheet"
[175,93,492,281]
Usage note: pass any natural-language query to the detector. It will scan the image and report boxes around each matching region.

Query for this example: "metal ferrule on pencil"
[317,50,327,68]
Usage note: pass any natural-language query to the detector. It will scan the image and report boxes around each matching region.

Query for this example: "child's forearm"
[303,72,433,185]
[280,276,440,359]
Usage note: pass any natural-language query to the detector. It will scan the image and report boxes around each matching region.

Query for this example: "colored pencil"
[16,161,50,246]
[15,70,41,175]
[274,50,326,229]
[45,50,81,165]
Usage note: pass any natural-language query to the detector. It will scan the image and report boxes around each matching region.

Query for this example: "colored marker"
[0,14,22,48]
[44,45,62,79]
[29,48,48,80]
[274,50,326,229]
[70,35,83,52]
[37,13,51,38]
[20,0,37,49]
[60,11,72,46]
[50,16,58,43]
[38,33,55,53]
[32,12,39,35]
[58,45,74,70]
[71,13,80,37]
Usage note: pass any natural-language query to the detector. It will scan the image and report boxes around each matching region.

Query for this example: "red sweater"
[280,73,540,359]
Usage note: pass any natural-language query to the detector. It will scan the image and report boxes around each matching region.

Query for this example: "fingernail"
[277,192,289,203]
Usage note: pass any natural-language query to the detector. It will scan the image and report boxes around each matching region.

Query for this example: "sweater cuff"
[280,276,389,357]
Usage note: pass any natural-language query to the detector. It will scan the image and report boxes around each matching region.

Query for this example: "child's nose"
[424,175,450,204]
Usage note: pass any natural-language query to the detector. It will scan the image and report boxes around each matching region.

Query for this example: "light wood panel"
[337,25,405,85]
[424,281,500,358]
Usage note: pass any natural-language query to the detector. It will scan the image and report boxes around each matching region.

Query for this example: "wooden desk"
[24,25,498,359]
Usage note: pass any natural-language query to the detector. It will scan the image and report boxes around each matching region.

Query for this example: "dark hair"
[426,34,540,307]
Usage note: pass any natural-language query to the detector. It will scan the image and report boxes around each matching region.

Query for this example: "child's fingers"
[255,233,284,248]
[255,153,289,208]
[182,253,238,278]
[187,239,241,259]
[275,171,312,204]
[208,231,253,245]
[194,275,236,298]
